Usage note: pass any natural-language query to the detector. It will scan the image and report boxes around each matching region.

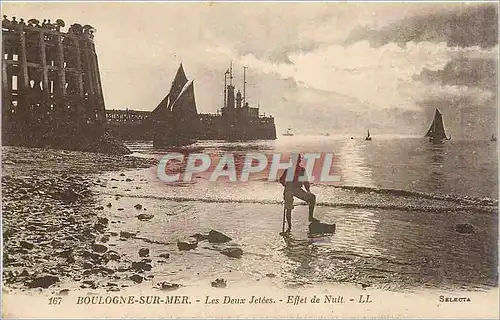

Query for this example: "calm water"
[127,135,498,201]
[110,136,498,290]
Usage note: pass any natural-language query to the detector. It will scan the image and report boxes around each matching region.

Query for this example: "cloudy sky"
[3,2,498,137]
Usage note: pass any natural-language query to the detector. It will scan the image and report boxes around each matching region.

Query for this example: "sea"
[116,135,498,291]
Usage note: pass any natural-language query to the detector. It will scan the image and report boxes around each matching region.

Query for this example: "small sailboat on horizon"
[365,129,372,141]
[425,109,450,144]
[283,128,294,136]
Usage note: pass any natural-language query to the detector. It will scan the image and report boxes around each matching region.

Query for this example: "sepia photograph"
[1,1,498,318]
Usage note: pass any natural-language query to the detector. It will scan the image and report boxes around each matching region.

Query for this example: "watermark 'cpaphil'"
[156,152,341,184]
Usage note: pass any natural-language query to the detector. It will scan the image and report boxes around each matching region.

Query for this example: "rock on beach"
[221,247,243,258]
[207,230,232,243]
[177,238,198,251]
[27,275,59,288]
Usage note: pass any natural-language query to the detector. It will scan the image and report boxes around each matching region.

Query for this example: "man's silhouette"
[279,154,317,232]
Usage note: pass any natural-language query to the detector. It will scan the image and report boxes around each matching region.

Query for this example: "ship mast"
[224,69,228,109]
[243,66,247,106]
[229,61,233,86]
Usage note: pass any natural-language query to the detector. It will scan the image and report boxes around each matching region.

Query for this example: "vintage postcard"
[1,1,498,319]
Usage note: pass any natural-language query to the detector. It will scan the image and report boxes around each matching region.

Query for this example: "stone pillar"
[18,27,30,141]
[19,29,29,89]
[39,32,49,95]
[56,34,66,97]
[72,37,84,97]
[89,42,105,123]
[2,35,11,141]
[71,36,84,125]
[2,35,10,107]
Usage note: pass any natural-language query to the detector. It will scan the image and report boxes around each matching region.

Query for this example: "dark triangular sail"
[171,80,198,120]
[425,109,448,141]
[169,81,198,142]
[168,64,188,111]
[152,64,199,147]
[151,64,189,120]
[150,93,170,120]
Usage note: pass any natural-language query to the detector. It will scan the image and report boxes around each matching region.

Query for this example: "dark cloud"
[415,57,497,91]
[346,4,498,48]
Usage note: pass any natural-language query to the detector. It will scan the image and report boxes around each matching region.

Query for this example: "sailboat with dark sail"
[425,109,450,143]
[365,129,372,141]
[151,64,199,147]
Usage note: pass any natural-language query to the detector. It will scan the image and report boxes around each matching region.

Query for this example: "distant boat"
[425,109,450,144]
[324,133,330,136]
[491,133,497,142]
[365,129,372,141]
[283,128,294,136]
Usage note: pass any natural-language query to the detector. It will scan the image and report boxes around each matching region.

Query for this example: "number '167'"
[48,297,62,305]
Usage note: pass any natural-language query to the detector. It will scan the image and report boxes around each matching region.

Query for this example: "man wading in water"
[279,154,318,232]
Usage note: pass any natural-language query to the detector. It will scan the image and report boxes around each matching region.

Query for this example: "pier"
[2,16,108,149]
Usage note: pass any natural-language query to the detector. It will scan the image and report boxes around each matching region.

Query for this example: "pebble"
[220,247,243,259]
[92,244,108,253]
[120,231,136,239]
[131,261,152,272]
[130,274,143,283]
[104,250,121,261]
[58,289,70,295]
[155,281,180,291]
[207,230,232,243]
[27,275,59,288]
[211,278,227,288]
[138,248,150,257]
[137,214,154,221]
[455,223,475,234]
[177,238,198,251]
[97,217,109,225]
[20,241,34,250]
